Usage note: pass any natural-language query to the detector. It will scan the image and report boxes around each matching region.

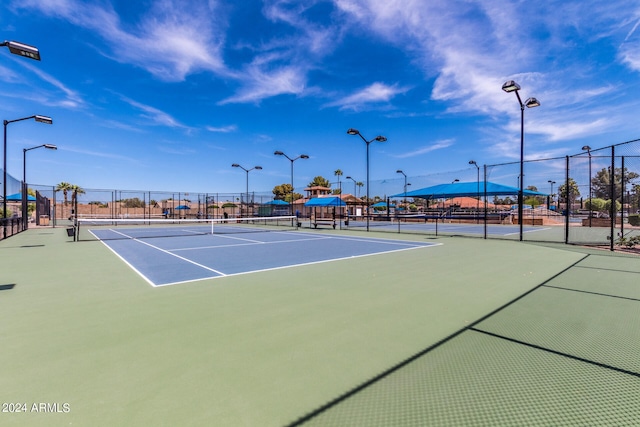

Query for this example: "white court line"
[157,242,442,287]
[171,236,331,252]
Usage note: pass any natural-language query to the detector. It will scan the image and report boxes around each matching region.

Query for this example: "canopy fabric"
[304,196,345,207]
[175,205,190,210]
[391,181,547,199]
[371,201,396,208]
[4,192,36,202]
[263,199,289,205]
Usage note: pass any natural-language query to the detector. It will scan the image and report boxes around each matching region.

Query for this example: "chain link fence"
[7,139,640,250]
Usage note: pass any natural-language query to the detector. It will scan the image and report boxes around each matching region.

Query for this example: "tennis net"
[74,215,298,241]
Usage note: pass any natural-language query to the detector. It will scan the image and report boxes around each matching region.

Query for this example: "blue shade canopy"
[175,205,190,210]
[4,192,36,201]
[264,199,290,205]
[391,182,547,199]
[304,196,346,207]
[371,201,396,208]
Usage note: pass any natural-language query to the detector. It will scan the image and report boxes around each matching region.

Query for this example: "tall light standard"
[345,176,357,197]
[502,80,540,241]
[22,144,57,230]
[347,128,387,231]
[274,151,309,216]
[396,170,407,203]
[231,163,262,217]
[582,145,592,227]
[469,160,480,222]
[4,115,53,238]
[1,40,41,61]
[548,180,556,212]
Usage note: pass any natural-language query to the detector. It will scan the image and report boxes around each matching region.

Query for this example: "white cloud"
[15,0,229,81]
[393,139,455,158]
[327,82,409,111]
[206,125,238,133]
[119,95,187,128]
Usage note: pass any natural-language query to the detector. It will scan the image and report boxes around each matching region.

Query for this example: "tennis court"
[342,217,550,236]
[1,226,639,426]
[84,219,438,286]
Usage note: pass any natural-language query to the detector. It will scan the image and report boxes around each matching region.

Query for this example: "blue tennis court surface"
[98,229,439,286]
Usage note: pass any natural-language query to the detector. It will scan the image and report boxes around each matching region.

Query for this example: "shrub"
[629,214,640,227]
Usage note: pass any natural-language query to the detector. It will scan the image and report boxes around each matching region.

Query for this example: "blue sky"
[2,0,640,197]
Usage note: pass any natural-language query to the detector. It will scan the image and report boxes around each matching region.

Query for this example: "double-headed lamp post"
[396,170,407,203]
[3,115,53,238]
[502,80,540,241]
[274,151,309,216]
[231,164,262,217]
[347,128,387,231]
[582,145,592,227]
[22,144,57,230]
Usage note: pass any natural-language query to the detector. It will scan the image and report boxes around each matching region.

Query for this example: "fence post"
[565,156,570,244]
[610,146,616,251]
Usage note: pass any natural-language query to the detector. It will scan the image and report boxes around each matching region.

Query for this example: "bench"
[312,219,336,229]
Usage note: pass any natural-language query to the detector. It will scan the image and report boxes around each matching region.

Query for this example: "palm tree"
[356,181,364,198]
[70,184,85,220]
[55,182,72,219]
[334,169,343,194]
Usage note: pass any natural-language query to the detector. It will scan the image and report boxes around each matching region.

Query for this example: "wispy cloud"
[327,82,409,111]
[206,125,238,133]
[119,95,187,128]
[15,0,229,81]
[393,139,455,158]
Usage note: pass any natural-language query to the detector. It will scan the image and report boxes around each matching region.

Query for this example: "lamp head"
[346,128,359,135]
[525,97,540,108]
[582,145,591,152]
[254,166,263,170]
[346,176,352,180]
[469,160,476,165]
[3,40,41,61]
[396,169,404,174]
[274,151,284,156]
[502,80,521,93]
[34,115,53,124]
[231,163,240,168]
[300,154,309,159]
[44,144,57,150]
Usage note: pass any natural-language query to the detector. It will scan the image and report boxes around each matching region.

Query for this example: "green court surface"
[1,227,639,426]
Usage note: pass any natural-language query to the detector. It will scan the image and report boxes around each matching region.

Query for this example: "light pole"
[347,128,387,231]
[4,115,53,238]
[1,40,41,61]
[274,151,309,217]
[396,170,407,203]
[548,180,556,212]
[502,80,540,241]
[582,145,592,227]
[345,176,357,197]
[22,144,57,230]
[469,160,480,223]
[231,163,262,217]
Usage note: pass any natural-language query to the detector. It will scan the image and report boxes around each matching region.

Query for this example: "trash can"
[39,215,49,226]
[66,227,75,237]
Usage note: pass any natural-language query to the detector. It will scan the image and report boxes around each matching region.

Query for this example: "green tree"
[308,176,330,188]
[356,181,364,197]
[55,182,72,219]
[585,198,607,212]
[591,167,640,200]
[272,183,302,202]
[70,184,85,219]
[333,169,343,194]
[122,198,145,208]
[558,178,580,207]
